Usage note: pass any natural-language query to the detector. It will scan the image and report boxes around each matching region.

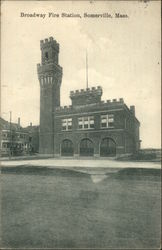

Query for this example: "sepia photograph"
[0,0,161,249]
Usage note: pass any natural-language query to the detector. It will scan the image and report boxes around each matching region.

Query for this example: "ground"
[1,159,161,249]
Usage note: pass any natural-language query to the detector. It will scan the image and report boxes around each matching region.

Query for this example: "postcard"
[1,1,161,249]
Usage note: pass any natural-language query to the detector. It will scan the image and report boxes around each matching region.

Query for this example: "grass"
[1,166,161,249]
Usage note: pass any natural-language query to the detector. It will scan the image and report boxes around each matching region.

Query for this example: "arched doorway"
[80,138,94,156]
[61,139,74,156]
[100,138,116,157]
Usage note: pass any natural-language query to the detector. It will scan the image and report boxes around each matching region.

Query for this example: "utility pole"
[9,111,12,159]
[86,50,88,89]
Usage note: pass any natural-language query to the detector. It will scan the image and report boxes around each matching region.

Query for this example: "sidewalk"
[1,154,53,161]
[1,157,161,169]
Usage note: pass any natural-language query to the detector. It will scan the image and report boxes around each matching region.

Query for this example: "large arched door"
[100,138,116,157]
[80,138,94,156]
[61,139,74,156]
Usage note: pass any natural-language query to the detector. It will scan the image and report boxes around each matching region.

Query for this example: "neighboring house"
[0,117,39,156]
[37,37,141,157]
[0,117,29,156]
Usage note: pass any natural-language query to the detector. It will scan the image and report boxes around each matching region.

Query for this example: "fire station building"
[37,37,140,157]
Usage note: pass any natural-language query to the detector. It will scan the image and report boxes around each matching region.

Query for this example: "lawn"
[1,166,161,249]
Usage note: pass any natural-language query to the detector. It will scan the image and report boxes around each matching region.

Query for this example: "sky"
[1,0,161,148]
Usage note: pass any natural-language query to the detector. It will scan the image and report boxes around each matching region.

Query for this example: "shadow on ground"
[1,165,161,249]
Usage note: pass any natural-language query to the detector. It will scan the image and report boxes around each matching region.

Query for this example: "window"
[78,117,83,129]
[89,116,94,128]
[45,52,49,60]
[78,116,94,130]
[101,114,114,128]
[2,142,7,148]
[3,133,7,138]
[62,118,72,131]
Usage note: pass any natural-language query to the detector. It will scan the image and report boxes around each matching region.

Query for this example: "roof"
[23,125,39,133]
[0,117,27,132]
[54,100,140,124]
[55,98,125,115]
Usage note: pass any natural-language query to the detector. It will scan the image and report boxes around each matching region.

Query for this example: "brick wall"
[54,104,140,157]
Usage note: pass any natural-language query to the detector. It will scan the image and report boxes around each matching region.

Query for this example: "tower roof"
[40,37,59,52]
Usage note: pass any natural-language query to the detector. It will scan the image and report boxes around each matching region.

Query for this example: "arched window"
[100,138,116,157]
[80,138,94,156]
[61,139,74,156]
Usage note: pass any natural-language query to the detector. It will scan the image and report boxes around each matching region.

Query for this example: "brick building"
[24,124,39,154]
[37,37,140,157]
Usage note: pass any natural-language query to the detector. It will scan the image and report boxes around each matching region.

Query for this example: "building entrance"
[80,138,94,156]
[61,139,74,156]
[100,138,116,157]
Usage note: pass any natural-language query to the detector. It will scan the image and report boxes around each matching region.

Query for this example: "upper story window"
[2,132,7,138]
[62,118,72,131]
[2,132,11,139]
[2,142,7,148]
[78,116,94,130]
[17,134,20,138]
[101,114,114,128]
[45,52,49,60]
[20,134,23,139]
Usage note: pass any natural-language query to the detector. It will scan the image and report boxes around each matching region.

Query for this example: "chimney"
[18,117,20,127]
[130,105,135,116]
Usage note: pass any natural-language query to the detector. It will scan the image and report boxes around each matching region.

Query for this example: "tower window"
[45,52,49,60]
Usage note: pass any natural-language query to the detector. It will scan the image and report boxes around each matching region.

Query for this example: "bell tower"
[37,37,62,154]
